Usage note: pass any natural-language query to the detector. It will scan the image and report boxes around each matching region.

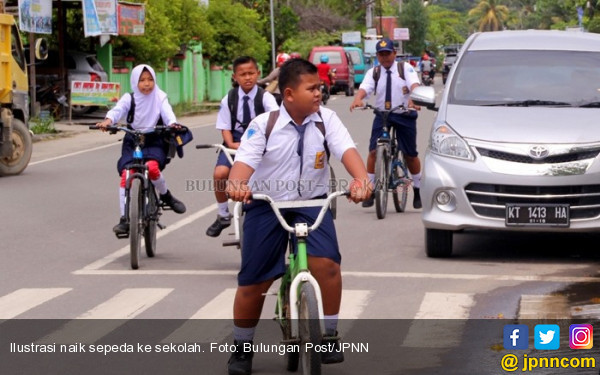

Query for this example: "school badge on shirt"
[314,151,325,169]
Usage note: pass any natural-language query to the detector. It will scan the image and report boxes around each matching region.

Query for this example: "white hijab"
[129,64,168,130]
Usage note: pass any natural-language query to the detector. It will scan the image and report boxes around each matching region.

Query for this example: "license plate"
[505,204,570,227]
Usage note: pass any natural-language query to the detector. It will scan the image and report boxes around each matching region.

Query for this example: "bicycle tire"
[281,280,299,372]
[144,186,158,257]
[129,178,143,270]
[375,145,389,220]
[392,150,408,213]
[299,282,322,375]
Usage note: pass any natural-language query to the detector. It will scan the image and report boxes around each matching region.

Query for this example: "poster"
[118,2,145,36]
[18,0,52,34]
[82,0,102,37]
[95,0,118,35]
[70,81,120,107]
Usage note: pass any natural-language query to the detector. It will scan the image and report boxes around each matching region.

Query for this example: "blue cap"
[376,38,395,53]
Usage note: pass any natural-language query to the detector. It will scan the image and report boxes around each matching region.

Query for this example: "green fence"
[96,43,232,105]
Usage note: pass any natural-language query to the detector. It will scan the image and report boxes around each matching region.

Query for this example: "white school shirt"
[235,105,356,201]
[216,86,279,133]
[105,94,177,133]
[358,61,420,110]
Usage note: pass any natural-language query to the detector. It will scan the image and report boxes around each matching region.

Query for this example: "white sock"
[367,173,375,185]
[233,325,256,342]
[217,201,230,217]
[153,174,168,195]
[411,172,421,188]
[324,314,338,336]
[119,187,126,217]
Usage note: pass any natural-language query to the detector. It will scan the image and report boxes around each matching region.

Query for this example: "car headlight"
[429,123,474,160]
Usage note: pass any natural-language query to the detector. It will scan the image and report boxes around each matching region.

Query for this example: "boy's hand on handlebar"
[348,178,373,204]
[349,99,364,112]
[226,180,252,204]
[96,119,112,132]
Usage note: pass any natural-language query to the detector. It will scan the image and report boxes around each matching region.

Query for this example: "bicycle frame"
[252,192,346,339]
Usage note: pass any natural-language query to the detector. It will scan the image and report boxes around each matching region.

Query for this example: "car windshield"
[312,52,342,65]
[346,50,361,64]
[449,50,600,107]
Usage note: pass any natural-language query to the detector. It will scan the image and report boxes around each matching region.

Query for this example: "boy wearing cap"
[206,56,279,238]
[349,37,423,209]
[225,58,371,375]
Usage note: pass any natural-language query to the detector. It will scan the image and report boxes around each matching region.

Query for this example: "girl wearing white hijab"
[97,64,186,235]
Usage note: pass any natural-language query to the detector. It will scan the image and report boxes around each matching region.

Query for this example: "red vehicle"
[308,46,355,96]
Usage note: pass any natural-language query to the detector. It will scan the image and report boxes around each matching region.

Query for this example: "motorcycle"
[36,82,68,120]
[320,81,330,105]
[421,71,433,86]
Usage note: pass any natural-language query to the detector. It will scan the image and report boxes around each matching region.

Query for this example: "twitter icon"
[535,324,560,350]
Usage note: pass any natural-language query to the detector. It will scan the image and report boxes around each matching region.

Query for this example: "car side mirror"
[411,86,437,111]
[34,38,48,61]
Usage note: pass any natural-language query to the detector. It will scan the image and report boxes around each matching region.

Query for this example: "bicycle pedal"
[262,292,277,296]
[222,240,240,247]
[115,232,129,239]
[157,222,166,230]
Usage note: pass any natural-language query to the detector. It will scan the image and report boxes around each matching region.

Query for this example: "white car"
[412,30,600,257]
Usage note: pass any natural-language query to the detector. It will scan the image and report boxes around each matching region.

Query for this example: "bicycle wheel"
[144,186,158,257]
[392,150,408,213]
[281,280,299,372]
[299,282,321,375]
[375,145,389,219]
[129,178,143,270]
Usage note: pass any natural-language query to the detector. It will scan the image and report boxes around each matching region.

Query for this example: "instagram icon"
[569,324,593,349]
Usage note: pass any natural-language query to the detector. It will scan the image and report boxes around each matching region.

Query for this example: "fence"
[95,43,233,106]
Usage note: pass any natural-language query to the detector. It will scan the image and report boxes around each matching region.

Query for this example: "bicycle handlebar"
[89,124,186,135]
[251,191,349,235]
[358,103,411,115]
[196,143,236,165]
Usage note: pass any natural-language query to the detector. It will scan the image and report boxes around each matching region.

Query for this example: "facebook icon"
[504,324,529,349]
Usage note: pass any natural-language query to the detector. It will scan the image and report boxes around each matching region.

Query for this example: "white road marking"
[402,292,475,348]
[519,294,569,319]
[37,288,173,344]
[75,267,600,283]
[73,204,217,274]
[30,123,214,166]
[0,288,72,319]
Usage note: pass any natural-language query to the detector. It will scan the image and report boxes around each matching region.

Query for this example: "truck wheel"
[0,119,32,176]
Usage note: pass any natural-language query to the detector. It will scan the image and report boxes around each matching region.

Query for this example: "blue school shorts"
[215,129,243,168]
[369,111,419,157]
[238,198,341,286]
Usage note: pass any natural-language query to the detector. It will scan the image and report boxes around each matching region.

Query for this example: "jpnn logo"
[570,324,593,349]
[534,324,560,350]
[504,324,529,350]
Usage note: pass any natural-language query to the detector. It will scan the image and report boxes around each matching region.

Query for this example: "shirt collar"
[278,105,322,128]
[238,85,258,99]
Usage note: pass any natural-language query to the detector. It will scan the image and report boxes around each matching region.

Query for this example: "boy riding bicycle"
[206,56,278,238]
[349,37,423,209]
[96,64,186,235]
[225,58,371,375]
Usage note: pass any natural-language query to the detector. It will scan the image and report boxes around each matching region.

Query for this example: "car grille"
[476,148,600,164]
[465,183,600,220]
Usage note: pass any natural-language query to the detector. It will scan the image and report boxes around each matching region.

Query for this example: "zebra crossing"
[1,287,594,341]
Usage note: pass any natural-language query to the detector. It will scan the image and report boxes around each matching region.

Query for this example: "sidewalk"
[30,110,219,164]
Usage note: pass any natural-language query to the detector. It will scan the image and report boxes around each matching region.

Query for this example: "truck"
[0,10,46,176]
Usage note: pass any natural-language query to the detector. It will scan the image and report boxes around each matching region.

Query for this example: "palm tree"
[468,0,510,31]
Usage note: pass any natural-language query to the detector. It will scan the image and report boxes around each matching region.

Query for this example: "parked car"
[309,46,355,96]
[343,46,366,87]
[412,30,600,257]
[35,50,108,115]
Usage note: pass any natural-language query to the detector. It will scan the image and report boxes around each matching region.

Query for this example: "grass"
[29,116,58,134]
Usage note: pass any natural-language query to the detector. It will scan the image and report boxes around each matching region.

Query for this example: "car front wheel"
[425,228,453,258]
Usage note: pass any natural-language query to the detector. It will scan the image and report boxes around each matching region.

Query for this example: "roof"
[468,30,600,52]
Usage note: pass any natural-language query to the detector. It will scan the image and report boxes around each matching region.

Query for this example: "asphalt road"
[3,81,600,374]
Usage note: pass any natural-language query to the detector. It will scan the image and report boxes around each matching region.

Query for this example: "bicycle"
[196,143,243,250]
[91,124,184,269]
[362,104,413,219]
[251,190,348,375]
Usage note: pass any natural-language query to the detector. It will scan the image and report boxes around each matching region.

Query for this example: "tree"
[468,0,509,31]
[399,0,428,56]
[206,0,270,66]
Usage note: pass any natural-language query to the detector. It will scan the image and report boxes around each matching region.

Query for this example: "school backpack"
[227,87,266,131]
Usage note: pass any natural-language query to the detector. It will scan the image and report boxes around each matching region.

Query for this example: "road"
[2,81,600,374]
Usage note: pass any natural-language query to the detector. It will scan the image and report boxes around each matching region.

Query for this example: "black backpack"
[227,87,266,131]
[372,61,407,95]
